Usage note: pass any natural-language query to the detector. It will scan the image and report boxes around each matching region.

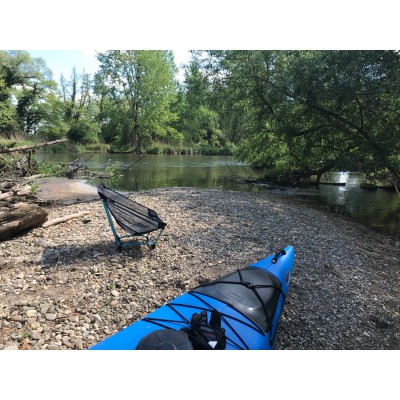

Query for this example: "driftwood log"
[23,174,48,180]
[0,191,13,200]
[0,203,48,242]
[0,183,33,200]
[42,211,90,228]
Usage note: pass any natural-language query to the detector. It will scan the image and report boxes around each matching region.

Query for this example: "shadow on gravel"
[39,240,149,269]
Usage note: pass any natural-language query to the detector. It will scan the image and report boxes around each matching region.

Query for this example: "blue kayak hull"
[90,245,295,350]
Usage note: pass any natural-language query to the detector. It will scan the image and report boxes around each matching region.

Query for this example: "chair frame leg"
[101,200,165,251]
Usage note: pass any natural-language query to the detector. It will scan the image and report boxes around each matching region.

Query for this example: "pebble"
[26,310,37,318]
[29,330,41,340]
[47,344,60,350]
[0,186,399,351]
[30,322,41,330]
[4,344,19,350]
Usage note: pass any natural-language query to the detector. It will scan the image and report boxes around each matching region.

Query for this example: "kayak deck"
[90,246,295,350]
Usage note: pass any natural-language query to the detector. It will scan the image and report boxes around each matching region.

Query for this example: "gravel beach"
[1,184,399,350]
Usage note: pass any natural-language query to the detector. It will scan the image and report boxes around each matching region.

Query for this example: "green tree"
[181,60,222,146]
[202,50,400,185]
[94,50,178,151]
[0,50,61,139]
[0,75,18,138]
[59,67,100,143]
[37,92,69,140]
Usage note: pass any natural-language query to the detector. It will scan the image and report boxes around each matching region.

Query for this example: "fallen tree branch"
[23,174,48,180]
[42,211,90,228]
[0,191,13,200]
[0,139,68,154]
[0,183,32,199]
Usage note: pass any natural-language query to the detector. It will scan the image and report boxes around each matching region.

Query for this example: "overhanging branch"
[0,139,68,154]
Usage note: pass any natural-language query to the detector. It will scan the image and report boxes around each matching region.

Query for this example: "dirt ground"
[33,177,99,204]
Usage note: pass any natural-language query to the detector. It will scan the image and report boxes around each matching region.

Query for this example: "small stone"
[4,344,19,350]
[26,310,37,318]
[29,330,41,340]
[30,322,41,330]
[111,290,119,297]
[93,314,102,322]
[40,304,50,314]
[45,313,57,321]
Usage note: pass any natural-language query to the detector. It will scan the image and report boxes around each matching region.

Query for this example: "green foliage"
[36,92,69,140]
[75,143,110,153]
[146,142,185,155]
[104,159,121,176]
[94,50,178,151]
[36,160,68,176]
[202,50,400,184]
[0,137,35,148]
[193,142,233,155]
[179,61,224,146]
[0,51,58,137]
[60,68,101,144]
[0,89,18,138]
[0,50,62,140]
[0,153,13,176]
[2,50,398,186]
[30,182,39,194]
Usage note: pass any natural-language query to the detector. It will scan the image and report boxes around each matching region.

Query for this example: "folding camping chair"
[97,184,167,251]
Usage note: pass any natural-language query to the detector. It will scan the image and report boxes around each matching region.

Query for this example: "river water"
[34,153,400,239]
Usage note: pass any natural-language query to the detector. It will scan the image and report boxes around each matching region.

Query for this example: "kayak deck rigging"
[89,246,295,350]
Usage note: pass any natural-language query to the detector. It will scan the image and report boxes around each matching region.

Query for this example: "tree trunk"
[0,203,48,242]
[0,139,68,154]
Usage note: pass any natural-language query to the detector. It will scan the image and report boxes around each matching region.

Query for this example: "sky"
[3,2,396,52]
[28,50,192,82]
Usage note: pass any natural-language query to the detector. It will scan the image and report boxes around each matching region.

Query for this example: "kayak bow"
[90,245,295,350]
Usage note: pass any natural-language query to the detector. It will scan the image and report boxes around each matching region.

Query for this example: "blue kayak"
[90,245,295,350]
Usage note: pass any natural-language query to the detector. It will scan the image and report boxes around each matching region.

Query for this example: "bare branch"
[0,139,68,154]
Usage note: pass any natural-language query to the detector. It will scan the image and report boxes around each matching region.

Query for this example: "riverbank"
[1,184,399,350]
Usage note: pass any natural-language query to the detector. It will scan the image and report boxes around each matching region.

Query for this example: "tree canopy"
[1,49,399,186]
[196,50,400,185]
[94,50,179,152]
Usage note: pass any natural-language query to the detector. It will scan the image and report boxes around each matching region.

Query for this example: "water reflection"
[299,172,400,238]
[33,153,400,239]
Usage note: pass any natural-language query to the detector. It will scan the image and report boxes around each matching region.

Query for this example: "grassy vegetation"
[109,142,235,156]
[36,160,68,176]
[0,137,36,148]
[1,137,234,157]
[75,143,110,153]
